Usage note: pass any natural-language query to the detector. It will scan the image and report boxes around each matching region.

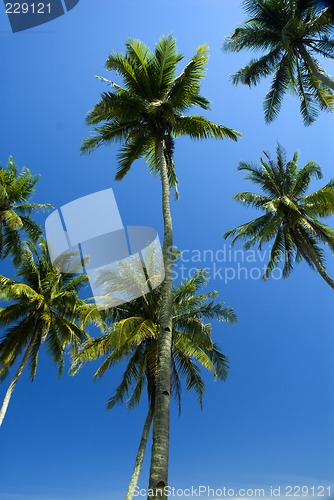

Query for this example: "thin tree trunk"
[147,138,174,499]
[126,406,154,500]
[0,336,36,427]
[299,45,334,91]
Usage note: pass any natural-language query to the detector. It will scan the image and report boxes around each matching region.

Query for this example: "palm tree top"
[81,35,241,190]
[0,156,52,265]
[223,0,334,124]
[225,144,334,282]
[0,239,102,381]
[72,267,237,413]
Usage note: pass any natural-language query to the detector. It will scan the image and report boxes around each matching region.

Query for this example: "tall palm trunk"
[0,334,36,427]
[148,138,174,499]
[126,406,154,500]
[299,45,334,91]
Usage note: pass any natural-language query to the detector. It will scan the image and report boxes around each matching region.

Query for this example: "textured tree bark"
[126,406,154,500]
[0,334,36,427]
[147,138,174,499]
[299,44,334,91]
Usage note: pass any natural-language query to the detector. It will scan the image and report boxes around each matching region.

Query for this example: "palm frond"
[173,116,241,141]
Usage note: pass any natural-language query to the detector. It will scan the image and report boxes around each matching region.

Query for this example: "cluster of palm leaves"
[224,0,334,124]
[224,144,334,287]
[0,158,102,426]
[0,156,51,264]
[2,4,334,496]
[0,240,101,426]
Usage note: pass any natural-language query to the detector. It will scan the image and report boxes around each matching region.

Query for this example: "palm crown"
[72,267,236,412]
[0,239,102,426]
[225,144,334,288]
[81,35,241,189]
[223,0,334,124]
[0,156,51,265]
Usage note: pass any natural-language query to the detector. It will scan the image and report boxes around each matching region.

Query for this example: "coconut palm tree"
[223,0,334,124]
[0,239,102,427]
[224,144,334,288]
[71,266,236,499]
[0,156,51,265]
[81,35,240,496]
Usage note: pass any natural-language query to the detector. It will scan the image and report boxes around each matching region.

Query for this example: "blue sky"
[1,1,334,499]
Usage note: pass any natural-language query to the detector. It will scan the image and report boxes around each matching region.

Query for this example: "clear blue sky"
[1,1,334,499]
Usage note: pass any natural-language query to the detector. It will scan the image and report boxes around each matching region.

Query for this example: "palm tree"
[0,239,102,427]
[81,35,241,496]
[0,156,51,265]
[224,144,334,288]
[223,0,334,125]
[71,267,237,499]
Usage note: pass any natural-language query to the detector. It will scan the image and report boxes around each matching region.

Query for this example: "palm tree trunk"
[148,138,174,499]
[299,45,334,91]
[126,406,154,500]
[0,336,35,427]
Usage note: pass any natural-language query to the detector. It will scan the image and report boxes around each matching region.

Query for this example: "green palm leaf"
[72,261,236,412]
